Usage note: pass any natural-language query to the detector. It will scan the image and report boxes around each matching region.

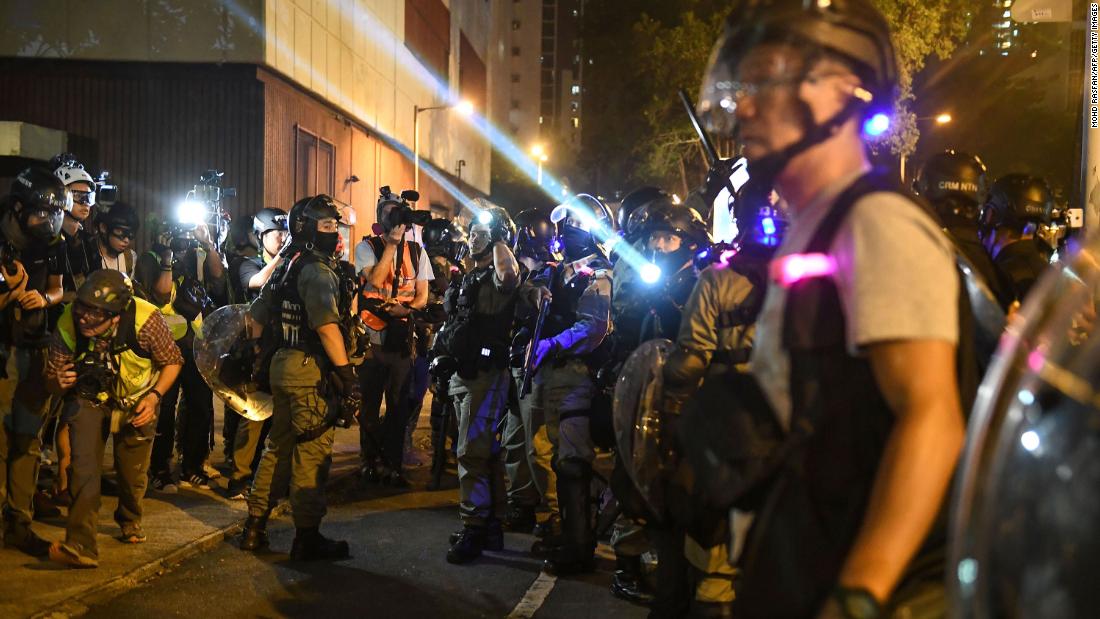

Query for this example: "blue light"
[640,263,662,284]
[761,216,776,236]
[863,113,891,137]
[696,249,710,260]
[477,211,493,224]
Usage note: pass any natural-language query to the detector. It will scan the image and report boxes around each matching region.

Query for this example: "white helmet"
[54,164,96,189]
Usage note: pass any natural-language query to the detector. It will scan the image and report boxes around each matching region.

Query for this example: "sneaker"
[150,472,178,494]
[48,541,98,568]
[179,471,211,490]
[203,462,222,480]
[118,523,147,544]
[225,478,250,501]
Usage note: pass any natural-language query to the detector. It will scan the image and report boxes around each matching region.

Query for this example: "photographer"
[353,187,433,486]
[45,270,183,568]
[95,202,139,276]
[52,155,101,297]
[134,224,217,491]
[1,166,68,557]
[224,207,287,499]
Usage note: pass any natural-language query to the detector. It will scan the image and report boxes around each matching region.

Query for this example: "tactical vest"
[437,264,517,370]
[537,257,609,340]
[271,252,343,358]
[735,173,980,617]
[57,298,159,408]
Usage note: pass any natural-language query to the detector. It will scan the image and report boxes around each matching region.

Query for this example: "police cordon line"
[0,0,1091,616]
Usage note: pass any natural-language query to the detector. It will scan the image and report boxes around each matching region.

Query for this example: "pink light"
[771,253,837,287]
[1027,349,1045,373]
[717,249,738,268]
[577,265,595,276]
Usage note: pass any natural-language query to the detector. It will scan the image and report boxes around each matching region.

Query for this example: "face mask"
[24,209,63,241]
[559,225,593,260]
[314,231,340,257]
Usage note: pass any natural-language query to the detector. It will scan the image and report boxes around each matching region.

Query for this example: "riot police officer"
[525,194,614,575]
[435,207,523,563]
[697,0,970,615]
[501,208,558,534]
[979,173,1055,306]
[239,195,359,560]
[0,166,68,555]
[224,207,287,499]
[913,150,1012,309]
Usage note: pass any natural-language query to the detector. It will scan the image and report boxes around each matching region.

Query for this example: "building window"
[512,19,521,30]
[572,117,579,128]
[571,84,580,95]
[570,102,579,112]
[512,46,521,56]
[511,99,521,110]
[511,73,521,83]
[405,0,450,83]
[295,127,336,201]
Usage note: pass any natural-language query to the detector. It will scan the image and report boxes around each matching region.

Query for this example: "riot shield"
[950,245,1100,618]
[612,338,675,515]
[193,304,274,421]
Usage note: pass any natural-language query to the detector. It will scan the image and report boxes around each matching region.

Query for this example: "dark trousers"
[405,355,431,436]
[358,349,412,470]
[150,354,213,476]
[222,409,241,461]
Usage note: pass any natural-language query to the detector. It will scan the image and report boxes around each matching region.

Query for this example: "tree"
[578,0,971,196]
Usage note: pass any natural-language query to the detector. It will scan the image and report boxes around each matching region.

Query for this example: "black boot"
[502,504,536,533]
[290,527,350,561]
[449,518,503,551]
[611,555,655,605]
[532,513,561,539]
[238,513,269,551]
[446,525,486,564]
[541,459,595,575]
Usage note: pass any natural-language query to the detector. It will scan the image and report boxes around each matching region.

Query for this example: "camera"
[379,186,430,230]
[172,169,234,251]
[95,171,119,207]
[73,350,115,404]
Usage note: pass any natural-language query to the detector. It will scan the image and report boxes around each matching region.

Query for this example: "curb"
[30,466,361,619]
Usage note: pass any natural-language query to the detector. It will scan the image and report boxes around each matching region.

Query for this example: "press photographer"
[45,270,183,568]
[353,186,434,486]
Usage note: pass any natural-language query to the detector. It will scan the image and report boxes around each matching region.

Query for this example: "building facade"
[0,0,498,245]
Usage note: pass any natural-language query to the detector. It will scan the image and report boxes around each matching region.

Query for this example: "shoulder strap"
[367,236,385,260]
[804,172,899,254]
[114,303,151,359]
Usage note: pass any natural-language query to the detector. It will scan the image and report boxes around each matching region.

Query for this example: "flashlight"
[477,211,493,224]
[862,113,891,137]
[640,263,662,285]
[177,200,208,226]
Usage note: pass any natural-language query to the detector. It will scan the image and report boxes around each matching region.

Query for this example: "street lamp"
[414,99,474,192]
[900,112,953,183]
[531,144,548,186]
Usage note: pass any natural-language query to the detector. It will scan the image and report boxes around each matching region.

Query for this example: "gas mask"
[314,231,341,258]
[22,208,63,242]
[559,225,594,261]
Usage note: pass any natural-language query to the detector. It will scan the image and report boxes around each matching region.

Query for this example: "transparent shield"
[193,304,274,422]
[950,240,1100,618]
[612,338,675,515]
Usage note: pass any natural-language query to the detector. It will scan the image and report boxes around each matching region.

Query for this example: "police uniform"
[246,248,346,530]
[522,252,612,571]
[441,264,520,531]
[994,237,1052,305]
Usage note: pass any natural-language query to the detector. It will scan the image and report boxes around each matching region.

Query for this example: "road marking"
[506,571,558,619]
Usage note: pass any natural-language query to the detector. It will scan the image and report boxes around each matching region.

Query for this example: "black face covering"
[314,231,340,257]
[23,209,63,242]
[560,225,594,260]
[649,245,694,280]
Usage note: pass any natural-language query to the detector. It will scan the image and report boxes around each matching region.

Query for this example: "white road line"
[506,571,558,619]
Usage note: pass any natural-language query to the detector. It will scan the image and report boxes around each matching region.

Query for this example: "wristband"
[832,586,881,619]
[148,389,163,403]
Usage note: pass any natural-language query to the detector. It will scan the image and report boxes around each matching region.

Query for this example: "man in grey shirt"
[696,1,966,616]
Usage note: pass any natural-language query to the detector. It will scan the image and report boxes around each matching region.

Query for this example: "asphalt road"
[81,481,650,619]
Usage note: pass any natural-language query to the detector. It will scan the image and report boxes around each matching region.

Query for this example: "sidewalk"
[0,398,438,619]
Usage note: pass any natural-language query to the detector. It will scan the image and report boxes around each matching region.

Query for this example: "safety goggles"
[109,227,135,241]
[74,301,117,326]
[71,189,96,206]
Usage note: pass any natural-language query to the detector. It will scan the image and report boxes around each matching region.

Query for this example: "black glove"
[329,364,361,428]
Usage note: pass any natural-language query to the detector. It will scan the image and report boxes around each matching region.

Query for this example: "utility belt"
[711,348,752,366]
[455,343,510,379]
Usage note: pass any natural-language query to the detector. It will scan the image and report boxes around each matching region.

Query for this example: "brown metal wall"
[0,59,265,249]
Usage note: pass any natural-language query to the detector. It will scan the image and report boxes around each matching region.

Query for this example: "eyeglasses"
[74,301,117,326]
[110,228,135,241]
[71,190,96,206]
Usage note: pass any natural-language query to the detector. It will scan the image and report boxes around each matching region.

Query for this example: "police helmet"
[550,193,614,235]
[645,204,711,250]
[697,0,898,138]
[617,186,669,237]
[288,195,341,245]
[422,218,463,255]
[229,216,259,251]
[914,150,988,223]
[468,206,517,248]
[76,269,134,314]
[253,207,288,240]
[981,174,1054,230]
[513,208,557,262]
